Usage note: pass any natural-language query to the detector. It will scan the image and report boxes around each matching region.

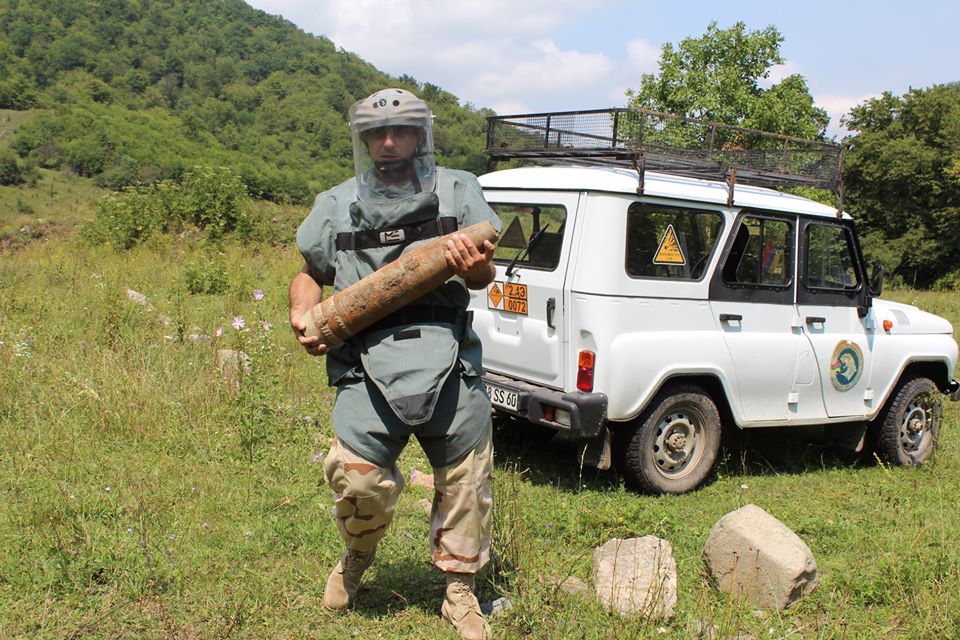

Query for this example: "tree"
[843,84,960,288]
[627,22,829,141]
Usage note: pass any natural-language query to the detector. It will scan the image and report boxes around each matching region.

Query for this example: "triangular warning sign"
[653,224,686,265]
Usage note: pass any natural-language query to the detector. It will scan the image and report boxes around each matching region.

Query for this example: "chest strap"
[336,216,458,252]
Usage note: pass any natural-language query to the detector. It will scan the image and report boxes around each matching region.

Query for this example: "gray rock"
[479,596,512,617]
[702,504,819,610]
[126,288,153,307]
[216,349,251,389]
[591,536,677,618]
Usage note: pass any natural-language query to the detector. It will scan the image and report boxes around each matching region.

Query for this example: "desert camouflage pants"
[323,423,493,574]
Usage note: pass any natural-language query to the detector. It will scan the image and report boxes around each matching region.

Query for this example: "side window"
[805,224,860,291]
[625,203,724,280]
[721,215,793,287]
[490,203,567,271]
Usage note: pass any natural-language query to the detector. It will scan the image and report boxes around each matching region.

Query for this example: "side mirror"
[869,263,884,297]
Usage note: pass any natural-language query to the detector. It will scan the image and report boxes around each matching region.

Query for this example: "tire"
[618,384,721,495]
[873,376,941,466]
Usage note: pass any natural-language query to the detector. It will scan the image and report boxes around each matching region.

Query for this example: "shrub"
[182,255,229,295]
[181,165,250,238]
[0,150,25,186]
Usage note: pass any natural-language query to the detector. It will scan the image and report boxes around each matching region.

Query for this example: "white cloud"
[815,92,877,138]
[762,61,803,87]
[247,0,619,113]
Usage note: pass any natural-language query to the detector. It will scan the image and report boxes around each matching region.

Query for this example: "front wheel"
[873,376,941,465]
[618,385,721,495]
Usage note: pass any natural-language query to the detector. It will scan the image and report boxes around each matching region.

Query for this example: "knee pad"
[324,438,405,551]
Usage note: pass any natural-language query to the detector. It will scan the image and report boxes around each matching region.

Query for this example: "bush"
[0,150,25,186]
[83,165,250,249]
[182,255,229,295]
[181,165,250,238]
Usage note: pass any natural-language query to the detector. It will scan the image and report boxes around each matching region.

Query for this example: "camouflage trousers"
[323,423,493,574]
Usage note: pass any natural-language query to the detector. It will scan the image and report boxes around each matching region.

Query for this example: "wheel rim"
[899,395,936,454]
[652,404,706,480]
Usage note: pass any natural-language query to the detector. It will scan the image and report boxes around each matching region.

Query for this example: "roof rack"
[485,108,844,208]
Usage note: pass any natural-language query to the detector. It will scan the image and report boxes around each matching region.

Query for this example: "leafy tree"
[627,22,829,141]
[843,84,960,288]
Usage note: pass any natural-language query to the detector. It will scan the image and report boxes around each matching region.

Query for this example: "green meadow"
[1,180,959,639]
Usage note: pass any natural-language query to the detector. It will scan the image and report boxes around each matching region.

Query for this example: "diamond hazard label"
[653,224,686,265]
[487,282,503,308]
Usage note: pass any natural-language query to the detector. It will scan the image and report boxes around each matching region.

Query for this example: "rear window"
[626,203,724,280]
[490,203,567,271]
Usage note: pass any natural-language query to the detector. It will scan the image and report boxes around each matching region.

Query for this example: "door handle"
[719,313,742,322]
[546,297,556,329]
[805,316,827,325]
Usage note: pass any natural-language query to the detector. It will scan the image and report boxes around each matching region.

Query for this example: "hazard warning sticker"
[488,281,528,315]
[653,224,686,265]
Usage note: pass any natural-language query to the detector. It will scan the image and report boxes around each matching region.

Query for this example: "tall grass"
[1,229,959,638]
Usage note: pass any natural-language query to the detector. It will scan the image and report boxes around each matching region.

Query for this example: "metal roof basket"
[485,108,844,208]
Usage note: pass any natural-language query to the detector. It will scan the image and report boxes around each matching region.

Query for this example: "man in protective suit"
[288,88,500,640]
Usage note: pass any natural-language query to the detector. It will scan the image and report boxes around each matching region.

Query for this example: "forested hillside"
[0,0,491,204]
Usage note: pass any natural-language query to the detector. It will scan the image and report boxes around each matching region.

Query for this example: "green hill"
[0,0,491,204]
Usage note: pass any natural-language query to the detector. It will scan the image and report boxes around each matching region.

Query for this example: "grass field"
[2,191,959,638]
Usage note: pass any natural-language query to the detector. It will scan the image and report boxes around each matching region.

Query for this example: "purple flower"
[215,327,223,337]
[253,289,265,301]
[311,451,324,464]
[202,522,209,530]
[262,320,272,331]
[232,316,245,330]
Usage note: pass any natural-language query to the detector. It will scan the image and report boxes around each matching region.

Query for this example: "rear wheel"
[873,376,941,465]
[618,384,721,495]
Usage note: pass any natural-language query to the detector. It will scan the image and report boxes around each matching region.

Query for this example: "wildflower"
[253,289,265,301]
[168,534,176,541]
[311,451,324,464]
[232,316,245,330]
[104,486,112,493]
[202,523,209,530]
[215,327,223,337]
[740,483,749,490]
[262,320,272,331]
[245,531,253,537]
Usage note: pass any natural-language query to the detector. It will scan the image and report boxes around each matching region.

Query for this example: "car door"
[468,191,580,389]
[796,218,874,418]
[709,211,826,424]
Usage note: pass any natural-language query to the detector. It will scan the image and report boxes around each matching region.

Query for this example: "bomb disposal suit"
[292,89,500,636]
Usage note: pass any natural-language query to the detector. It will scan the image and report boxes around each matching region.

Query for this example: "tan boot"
[440,573,491,640]
[322,547,376,610]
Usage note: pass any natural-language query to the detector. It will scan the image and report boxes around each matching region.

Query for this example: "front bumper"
[483,372,608,438]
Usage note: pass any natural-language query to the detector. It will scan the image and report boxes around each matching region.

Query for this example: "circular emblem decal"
[830,341,864,391]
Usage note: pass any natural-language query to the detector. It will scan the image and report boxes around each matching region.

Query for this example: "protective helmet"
[349,88,436,202]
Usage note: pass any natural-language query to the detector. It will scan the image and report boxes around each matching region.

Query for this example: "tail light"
[577,350,595,392]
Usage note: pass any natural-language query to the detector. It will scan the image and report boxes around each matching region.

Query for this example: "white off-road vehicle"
[469,109,959,494]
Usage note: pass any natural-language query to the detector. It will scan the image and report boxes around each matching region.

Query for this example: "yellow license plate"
[487,281,528,315]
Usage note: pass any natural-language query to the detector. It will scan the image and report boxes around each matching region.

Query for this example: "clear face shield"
[349,89,437,202]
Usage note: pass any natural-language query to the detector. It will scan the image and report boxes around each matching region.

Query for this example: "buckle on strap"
[336,216,458,252]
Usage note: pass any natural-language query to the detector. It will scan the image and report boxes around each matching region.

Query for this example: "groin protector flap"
[360,323,459,425]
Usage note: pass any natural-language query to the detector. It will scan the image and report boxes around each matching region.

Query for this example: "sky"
[246,0,959,139]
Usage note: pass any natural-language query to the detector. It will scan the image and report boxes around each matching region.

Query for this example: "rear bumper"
[483,372,608,437]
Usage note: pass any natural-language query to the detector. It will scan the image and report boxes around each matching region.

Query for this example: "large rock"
[702,504,818,609]
[591,536,677,618]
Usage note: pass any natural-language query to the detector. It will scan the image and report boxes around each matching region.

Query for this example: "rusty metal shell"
[301,221,499,345]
